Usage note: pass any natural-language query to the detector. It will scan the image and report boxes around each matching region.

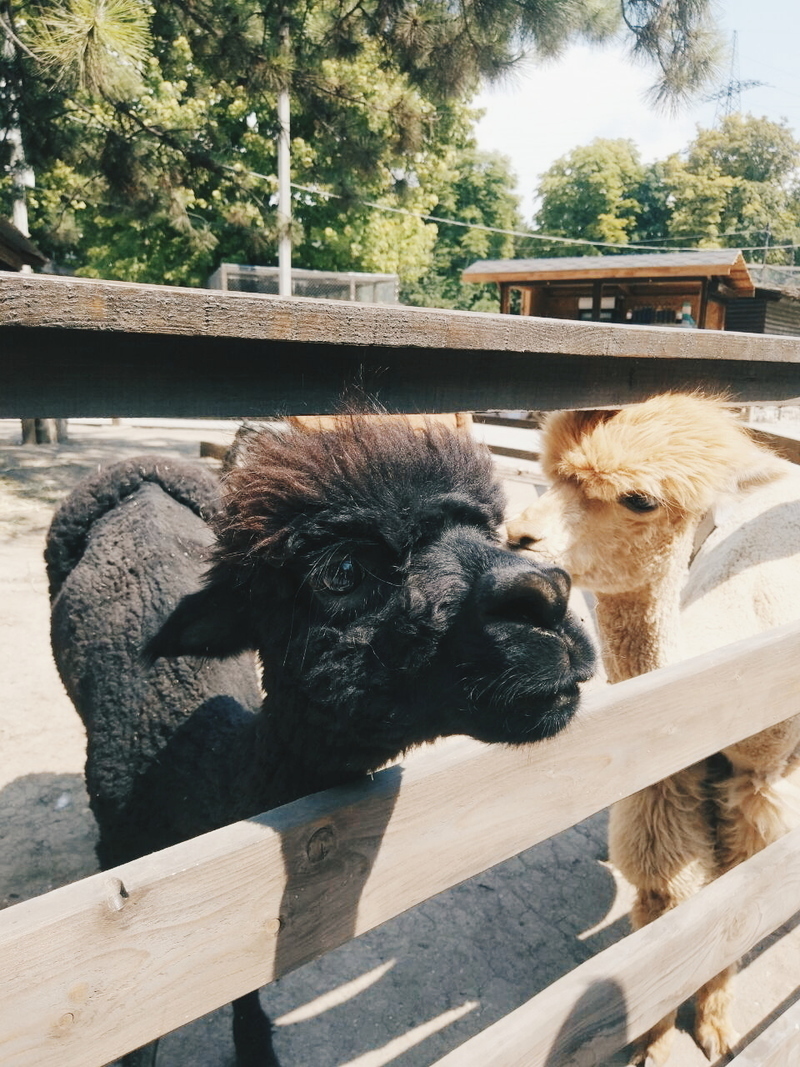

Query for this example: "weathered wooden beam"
[429,825,800,1067]
[1,620,799,1066]
[750,427,800,465]
[1,273,799,416]
[488,443,541,462]
[727,998,800,1067]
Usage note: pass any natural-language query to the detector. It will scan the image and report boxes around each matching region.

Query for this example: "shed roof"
[462,249,754,293]
[0,219,47,272]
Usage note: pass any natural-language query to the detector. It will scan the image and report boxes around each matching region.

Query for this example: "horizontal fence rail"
[1,620,799,1066]
[429,828,800,1066]
[4,273,800,360]
[2,272,800,416]
[727,997,800,1067]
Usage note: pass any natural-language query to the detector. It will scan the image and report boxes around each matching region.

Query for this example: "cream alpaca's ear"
[541,408,614,480]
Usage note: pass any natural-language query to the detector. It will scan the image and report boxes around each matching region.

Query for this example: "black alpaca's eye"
[314,554,364,595]
[618,492,660,513]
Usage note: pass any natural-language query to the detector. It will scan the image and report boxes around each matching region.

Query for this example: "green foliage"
[531,115,800,264]
[402,141,523,309]
[28,0,152,96]
[685,113,800,184]
[3,0,538,288]
[0,16,453,284]
[0,0,724,296]
[664,115,800,258]
[620,0,722,111]
[534,138,645,253]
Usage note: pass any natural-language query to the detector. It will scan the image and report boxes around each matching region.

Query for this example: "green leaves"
[686,113,800,185]
[2,0,726,293]
[621,0,723,111]
[664,115,800,254]
[402,138,523,308]
[531,114,800,263]
[535,138,645,250]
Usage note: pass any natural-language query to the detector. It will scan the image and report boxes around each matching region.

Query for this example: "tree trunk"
[20,418,68,444]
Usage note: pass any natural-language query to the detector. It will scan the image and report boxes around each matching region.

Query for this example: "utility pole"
[277,86,291,297]
[2,31,34,248]
[277,18,291,298]
[707,31,765,123]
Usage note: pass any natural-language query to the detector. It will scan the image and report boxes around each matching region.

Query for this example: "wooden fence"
[1,270,799,1066]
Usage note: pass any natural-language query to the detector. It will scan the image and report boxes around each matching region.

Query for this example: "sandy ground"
[1,417,798,1067]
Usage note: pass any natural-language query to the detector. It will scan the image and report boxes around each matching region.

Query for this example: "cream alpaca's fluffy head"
[507,393,788,598]
[542,393,783,516]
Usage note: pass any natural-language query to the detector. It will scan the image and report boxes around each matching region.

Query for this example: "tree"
[534,138,646,253]
[10,0,718,109]
[664,114,800,258]
[2,13,455,285]
[530,115,800,264]
[686,112,800,184]
[401,138,523,310]
[620,0,721,109]
[627,159,674,244]
[0,0,724,291]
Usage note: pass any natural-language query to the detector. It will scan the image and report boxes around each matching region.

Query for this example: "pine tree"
[1,0,723,288]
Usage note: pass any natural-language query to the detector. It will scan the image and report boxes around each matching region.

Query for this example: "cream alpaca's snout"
[505,488,572,566]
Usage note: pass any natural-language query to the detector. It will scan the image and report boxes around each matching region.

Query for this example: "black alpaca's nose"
[482,562,571,630]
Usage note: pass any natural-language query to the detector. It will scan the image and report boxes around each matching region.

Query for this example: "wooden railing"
[3,622,799,1066]
[1,270,799,1066]
[2,272,800,417]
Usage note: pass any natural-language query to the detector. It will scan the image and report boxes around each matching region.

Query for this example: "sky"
[473,0,800,222]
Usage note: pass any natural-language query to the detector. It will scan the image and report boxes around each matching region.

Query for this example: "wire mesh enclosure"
[207,263,400,304]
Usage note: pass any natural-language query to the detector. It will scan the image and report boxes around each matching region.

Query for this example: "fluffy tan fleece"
[508,392,800,1065]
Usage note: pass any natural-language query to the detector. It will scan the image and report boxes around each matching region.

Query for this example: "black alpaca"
[47,416,595,1066]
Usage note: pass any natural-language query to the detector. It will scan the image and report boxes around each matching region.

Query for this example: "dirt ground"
[1,417,798,1067]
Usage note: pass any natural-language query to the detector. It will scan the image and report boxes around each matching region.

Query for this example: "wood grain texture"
[488,443,541,462]
[1,273,800,416]
[750,428,800,465]
[429,826,800,1067]
[1,620,800,1066]
[2,271,799,359]
[727,998,800,1067]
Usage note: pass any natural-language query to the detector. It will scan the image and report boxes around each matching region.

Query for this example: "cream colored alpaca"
[506,393,800,1065]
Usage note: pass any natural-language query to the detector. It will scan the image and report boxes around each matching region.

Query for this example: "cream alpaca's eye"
[315,554,364,595]
[619,492,659,513]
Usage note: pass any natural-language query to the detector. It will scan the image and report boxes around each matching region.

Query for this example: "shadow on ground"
[0,771,97,908]
[0,768,624,1066]
[0,420,230,539]
[153,811,620,1067]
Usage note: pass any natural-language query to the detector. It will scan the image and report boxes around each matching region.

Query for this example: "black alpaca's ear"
[144,582,256,663]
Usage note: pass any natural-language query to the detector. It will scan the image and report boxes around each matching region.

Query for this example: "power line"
[288,181,725,255]
[629,229,766,245]
[222,165,799,261]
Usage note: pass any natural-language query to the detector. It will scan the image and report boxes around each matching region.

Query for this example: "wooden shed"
[725,282,800,337]
[462,249,756,329]
[0,219,47,273]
